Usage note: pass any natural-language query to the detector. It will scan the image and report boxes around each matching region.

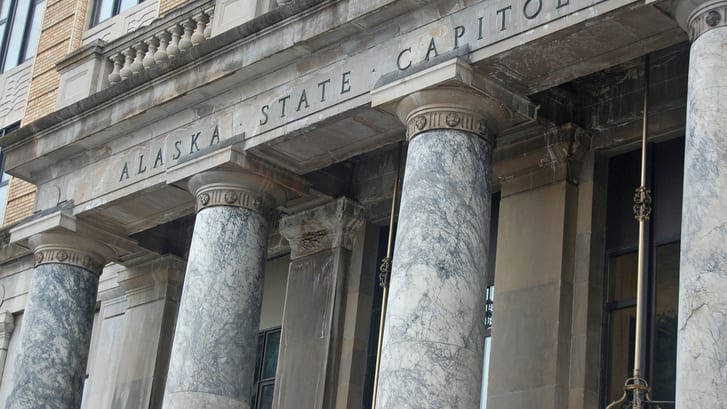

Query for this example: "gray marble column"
[673,1,727,406]
[7,232,114,409]
[376,88,505,409]
[163,170,282,409]
[274,197,364,409]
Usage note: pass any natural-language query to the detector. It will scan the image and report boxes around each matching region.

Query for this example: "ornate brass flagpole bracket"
[605,54,673,409]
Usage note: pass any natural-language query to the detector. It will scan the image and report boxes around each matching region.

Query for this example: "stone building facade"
[0,0,724,409]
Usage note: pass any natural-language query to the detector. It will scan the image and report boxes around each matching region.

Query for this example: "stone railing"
[54,0,295,108]
[105,4,215,85]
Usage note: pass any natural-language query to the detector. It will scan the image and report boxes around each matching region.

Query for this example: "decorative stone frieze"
[405,108,490,142]
[195,187,264,213]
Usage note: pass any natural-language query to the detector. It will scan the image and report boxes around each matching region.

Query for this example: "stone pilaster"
[274,197,364,409]
[6,230,115,409]
[0,311,14,384]
[112,255,185,409]
[162,169,290,409]
[482,124,590,409]
[375,86,510,409]
[672,0,727,405]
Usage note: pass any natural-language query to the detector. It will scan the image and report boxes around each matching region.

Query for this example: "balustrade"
[107,7,214,86]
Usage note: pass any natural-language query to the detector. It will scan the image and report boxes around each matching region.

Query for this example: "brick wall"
[24,0,88,124]
[3,178,36,226]
[159,0,190,16]
[3,0,89,227]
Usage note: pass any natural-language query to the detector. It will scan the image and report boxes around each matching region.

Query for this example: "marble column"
[162,170,282,409]
[672,0,727,405]
[112,255,185,409]
[7,232,114,409]
[275,197,364,409]
[376,88,506,409]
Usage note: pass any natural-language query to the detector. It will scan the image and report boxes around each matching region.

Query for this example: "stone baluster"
[178,19,195,52]
[167,25,182,59]
[143,36,158,69]
[108,53,124,84]
[155,31,171,63]
[119,48,134,81]
[191,12,209,46]
[130,42,146,75]
[204,8,214,38]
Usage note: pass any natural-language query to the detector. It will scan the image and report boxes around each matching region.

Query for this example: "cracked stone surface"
[676,24,727,408]
[163,206,268,409]
[376,129,491,409]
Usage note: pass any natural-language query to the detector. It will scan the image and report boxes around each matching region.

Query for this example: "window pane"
[258,383,275,409]
[22,0,44,62]
[3,0,30,71]
[262,330,280,380]
[608,252,638,302]
[0,0,10,20]
[651,242,680,402]
[254,333,264,380]
[119,0,141,14]
[94,0,114,25]
[606,307,636,404]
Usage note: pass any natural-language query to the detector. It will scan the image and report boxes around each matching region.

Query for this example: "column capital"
[0,311,14,345]
[166,146,309,214]
[371,58,537,142]
[396,87,506,143]
[28,231,116,276]
[280,197,364,259]
[673,0,727,40]
[494,123,590,196]
[117,255,186,307]
[9,209,117,275]
[188,169,284,214]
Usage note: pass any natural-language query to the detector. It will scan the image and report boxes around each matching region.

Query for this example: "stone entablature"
[1,0,685,238]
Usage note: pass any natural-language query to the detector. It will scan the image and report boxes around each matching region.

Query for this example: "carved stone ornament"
[415,115,427,130]
[445,112,461,127]
[688,1,727,41]
[299,230,328,253]
[34,248,105,275]
[196,188,265,213]
[406,109,491,143]
[224,191,239,204]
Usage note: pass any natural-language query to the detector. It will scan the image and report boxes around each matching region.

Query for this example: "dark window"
[601,137,683,407]
[252,327,281,409]
[91,0,144,27]
[0,0,45,73]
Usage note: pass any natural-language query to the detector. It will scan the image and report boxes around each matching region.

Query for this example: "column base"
[164,392,250,409]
